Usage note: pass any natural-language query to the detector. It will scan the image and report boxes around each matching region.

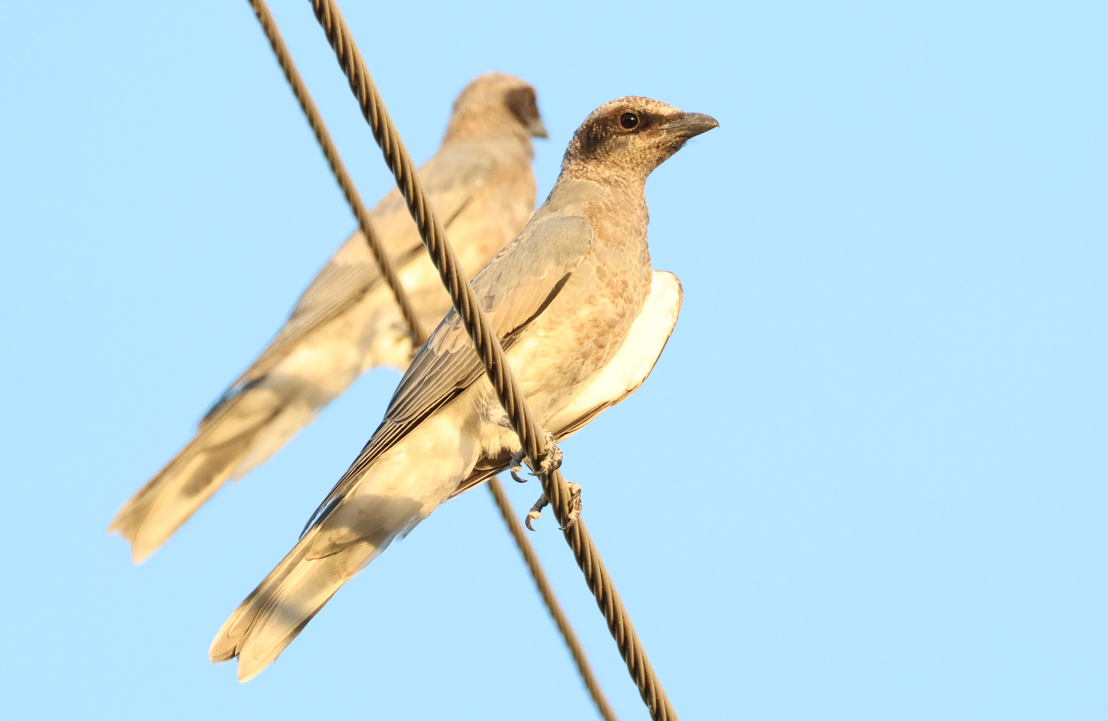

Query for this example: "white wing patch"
[445,270,682,501]
[547,270,683,439]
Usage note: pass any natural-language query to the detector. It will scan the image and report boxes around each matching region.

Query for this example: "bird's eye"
[619,112,639,130]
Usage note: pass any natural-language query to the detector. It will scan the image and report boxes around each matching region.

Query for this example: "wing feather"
[448,270,683,498]
[302,214,593,532]
[205,144,499,419]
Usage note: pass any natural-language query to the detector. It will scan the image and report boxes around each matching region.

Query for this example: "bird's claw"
[560,483,583,530]
[537,431,563,475]
[508,431,562,484]
[524,482,582,531]
[509,434,562,485]
[525,494,547,531]
[509,449,529,484]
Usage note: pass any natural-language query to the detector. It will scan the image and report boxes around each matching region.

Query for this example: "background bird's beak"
[530,117,549,139]
[661,112,719,138]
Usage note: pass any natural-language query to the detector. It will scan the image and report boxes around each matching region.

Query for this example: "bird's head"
[562,97,717,183]
[444,72,548,144]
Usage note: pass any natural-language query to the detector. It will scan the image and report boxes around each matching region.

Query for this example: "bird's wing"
[202,145,499,421]
[303,214,594,532]
[449,270,683,498]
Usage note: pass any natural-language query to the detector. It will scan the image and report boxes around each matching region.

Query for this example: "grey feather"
[303,214,593,532]
[112,73,546,563]
[210,94,715,680]
[215,144,499,406]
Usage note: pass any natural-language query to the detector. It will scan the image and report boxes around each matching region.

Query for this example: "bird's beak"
[661,112,719,139]
[530,116,549,139]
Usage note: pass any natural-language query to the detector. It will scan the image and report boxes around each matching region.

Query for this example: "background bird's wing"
[303,214,594,532]
[203,145,499,421]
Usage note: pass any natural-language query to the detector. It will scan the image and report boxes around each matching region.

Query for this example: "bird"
[209,95,717,682]
[108,72,548,563]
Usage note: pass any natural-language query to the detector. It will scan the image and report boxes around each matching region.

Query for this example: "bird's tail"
[210,407,473,681]
[108,391,316,563]
[208,524,379,682]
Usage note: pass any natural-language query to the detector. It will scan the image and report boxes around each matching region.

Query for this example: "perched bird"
[210,96,717,681]
[109,72,547,563]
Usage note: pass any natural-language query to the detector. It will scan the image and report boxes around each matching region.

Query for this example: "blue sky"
[1,1,1104,719]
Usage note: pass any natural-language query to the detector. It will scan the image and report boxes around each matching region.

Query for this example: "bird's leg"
[525,482,582,531]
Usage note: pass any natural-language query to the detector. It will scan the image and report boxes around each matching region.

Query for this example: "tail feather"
[109,389,282,563]
[209,526,376,682]
[210,406,471,681]
[108,429,257,563]
[109,388,324,563]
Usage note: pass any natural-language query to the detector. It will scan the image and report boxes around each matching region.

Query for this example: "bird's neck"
[554,163,648,211]
[557,157,651,191]
[442,112,532,151]
[544,174,650,261]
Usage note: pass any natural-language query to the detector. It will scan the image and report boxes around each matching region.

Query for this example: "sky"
[1,1,1105,719]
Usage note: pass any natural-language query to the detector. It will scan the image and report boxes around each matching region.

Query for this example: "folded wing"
[302,214,594,531]
[451,269,683,497]
[207,144,500,416]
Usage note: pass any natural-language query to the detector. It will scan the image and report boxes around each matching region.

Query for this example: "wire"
[306,1,680,717]
[246,3,620,718]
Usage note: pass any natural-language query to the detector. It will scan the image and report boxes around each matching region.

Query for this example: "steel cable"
[246,2,618,718]
[306,1,679,717]
[487,477,620,721]
[247,0,426,347]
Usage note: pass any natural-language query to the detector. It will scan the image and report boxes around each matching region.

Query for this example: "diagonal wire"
[487,477,620,721]
[245,2,618,718]
[247,0,425,347]
[306,1,679,718]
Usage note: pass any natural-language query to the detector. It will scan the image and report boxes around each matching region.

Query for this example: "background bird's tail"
[208,524,378,682]
[108,390,317,563]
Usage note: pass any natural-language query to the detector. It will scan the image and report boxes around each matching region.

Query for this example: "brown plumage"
[109,73,546,563]
[210,96,717,681]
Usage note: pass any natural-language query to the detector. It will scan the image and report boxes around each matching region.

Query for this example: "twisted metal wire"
[487,478,619,721]
[307,1,679,717]
[246,3,618,717]
[247,0,426,347]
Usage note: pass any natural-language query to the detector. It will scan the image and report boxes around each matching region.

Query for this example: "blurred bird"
[109,72,547,563]
[210,96,717,681]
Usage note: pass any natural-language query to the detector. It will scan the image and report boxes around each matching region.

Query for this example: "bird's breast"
[508,222,652,423]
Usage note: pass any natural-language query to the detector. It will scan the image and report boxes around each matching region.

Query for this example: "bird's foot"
[561,483,583,530]
[525,482,582,531]
[537,431,563,475]
[509,431,562,484]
